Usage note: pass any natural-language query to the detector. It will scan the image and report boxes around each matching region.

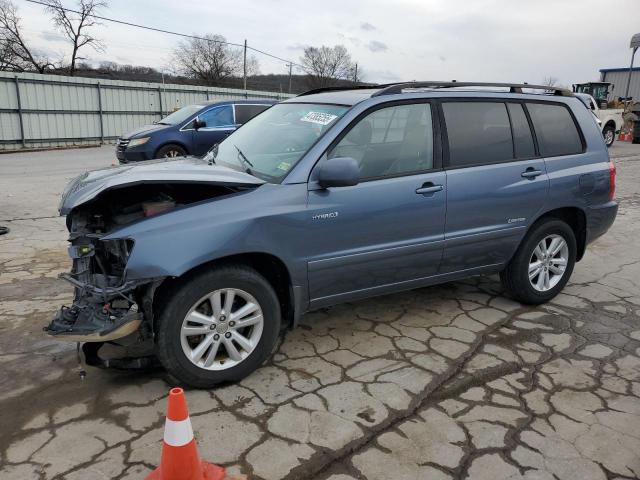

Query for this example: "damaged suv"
[48,82,618,387]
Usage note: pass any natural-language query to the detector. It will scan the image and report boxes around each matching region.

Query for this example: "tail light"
[608,161,616,201]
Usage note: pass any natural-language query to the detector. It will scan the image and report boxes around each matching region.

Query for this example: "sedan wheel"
[180,288,264,371]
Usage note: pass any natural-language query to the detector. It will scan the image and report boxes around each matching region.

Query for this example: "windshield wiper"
[234,144,254,172]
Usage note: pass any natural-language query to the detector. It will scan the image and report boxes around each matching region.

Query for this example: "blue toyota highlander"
[116,99,274,163]
[49,82,618,387]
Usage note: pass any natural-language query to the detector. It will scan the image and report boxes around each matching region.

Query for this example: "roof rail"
[371,81,573,97]
[297,84,388,97]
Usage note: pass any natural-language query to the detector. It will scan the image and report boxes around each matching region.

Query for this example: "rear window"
[235,104,270,124]
[526,103,583,157]
[443,102,513,167]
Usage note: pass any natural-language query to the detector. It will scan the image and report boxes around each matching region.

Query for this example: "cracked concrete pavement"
[1,144,640,480]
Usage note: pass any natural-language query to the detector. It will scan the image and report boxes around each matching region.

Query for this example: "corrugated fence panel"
[0,71,292,150]
[103,113,159,139]
[0,112,21,140]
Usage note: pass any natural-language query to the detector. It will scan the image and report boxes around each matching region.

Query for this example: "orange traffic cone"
[146,388,225,480]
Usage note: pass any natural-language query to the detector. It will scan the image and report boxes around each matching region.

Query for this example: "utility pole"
[625,33,640,101]
[354,63,358,84]
[286,63,293,94]
[243,39,248,95]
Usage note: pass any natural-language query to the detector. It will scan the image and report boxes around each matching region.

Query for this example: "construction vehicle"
[572,82,614,108]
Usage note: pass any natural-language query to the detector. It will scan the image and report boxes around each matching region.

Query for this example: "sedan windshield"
[208,103,349,182]
[158,104,204,125]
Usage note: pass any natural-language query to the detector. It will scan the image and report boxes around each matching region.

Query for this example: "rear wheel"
[156,266,281,388]
[500,219,576,305]
[155,144,187,158]
[603,124,615,147]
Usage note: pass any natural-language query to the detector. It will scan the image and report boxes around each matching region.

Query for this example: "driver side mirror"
[317,157,359,188]
[193,117,206,130]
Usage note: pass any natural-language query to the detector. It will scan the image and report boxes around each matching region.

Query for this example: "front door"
[306,102,447,307]
[192,104,236,156]
[440,101,549,273]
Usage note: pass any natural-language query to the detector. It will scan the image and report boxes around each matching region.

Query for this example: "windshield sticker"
[300,112,338,126]
[276,161,291,171]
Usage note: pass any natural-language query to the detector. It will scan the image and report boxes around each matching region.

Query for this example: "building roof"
[600,67,640,73]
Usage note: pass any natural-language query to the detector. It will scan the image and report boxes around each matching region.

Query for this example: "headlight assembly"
[127,137,150,148]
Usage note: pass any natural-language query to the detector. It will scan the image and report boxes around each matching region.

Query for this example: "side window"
[235,104,270,125]
[443,102,512,167]
[507,103,535,158]
[328,103,433,180]
[526,103,583,157]
[199,105,234,128]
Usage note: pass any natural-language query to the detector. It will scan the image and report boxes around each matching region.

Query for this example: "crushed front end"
[47,219,147,342]
[45,205,164,368]
[46,158,266,368]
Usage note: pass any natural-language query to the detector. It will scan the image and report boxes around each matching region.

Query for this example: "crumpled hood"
[59,157,265,215]
[120,123,169,139]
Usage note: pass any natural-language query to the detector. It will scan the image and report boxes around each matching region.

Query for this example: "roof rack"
[297,84,390,97]
[297,81,574,98]
[371,81,573,97]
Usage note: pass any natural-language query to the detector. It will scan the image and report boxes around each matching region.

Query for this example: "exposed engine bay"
[45,180,253,368]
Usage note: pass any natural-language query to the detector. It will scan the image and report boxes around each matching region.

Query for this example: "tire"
[500,219,576,305]
[603,124,615,148]
[155,266,281,388]
[155,144,187,159]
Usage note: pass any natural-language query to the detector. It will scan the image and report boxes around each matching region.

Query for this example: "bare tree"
[0,0,52,72]
[43,0,106,76]
[542,76,558,87]
[300,45,356,89]
[171,34,258,85]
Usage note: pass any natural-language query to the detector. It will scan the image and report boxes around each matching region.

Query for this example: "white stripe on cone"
[163,417,195,447]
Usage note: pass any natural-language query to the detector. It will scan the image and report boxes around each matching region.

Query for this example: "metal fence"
[0,71,292,151]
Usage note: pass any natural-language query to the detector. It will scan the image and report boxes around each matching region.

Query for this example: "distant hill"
[38,64,369,94]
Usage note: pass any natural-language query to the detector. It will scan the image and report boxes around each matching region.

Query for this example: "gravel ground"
[1,143,639,480]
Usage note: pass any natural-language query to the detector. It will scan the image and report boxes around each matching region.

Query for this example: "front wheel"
[155,266,281,388]
[155,144,187,158]
[500,219,576,305]
[603,125,615,148]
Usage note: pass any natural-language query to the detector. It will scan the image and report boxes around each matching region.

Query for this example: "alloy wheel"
[528,234,569,292]
[180,288,264,371]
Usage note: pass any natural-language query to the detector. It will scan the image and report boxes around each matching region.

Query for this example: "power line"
[23,0,305,69]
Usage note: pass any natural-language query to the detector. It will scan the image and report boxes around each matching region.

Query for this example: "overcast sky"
[16,0,640,86]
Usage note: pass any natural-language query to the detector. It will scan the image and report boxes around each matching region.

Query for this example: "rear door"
[192,104,236,155]
[306,101,447,307]
[234,104,271,127]
[440,100,549,273]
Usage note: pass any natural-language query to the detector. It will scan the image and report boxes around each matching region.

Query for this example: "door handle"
[416,183,444,195]
[521,168,543,179]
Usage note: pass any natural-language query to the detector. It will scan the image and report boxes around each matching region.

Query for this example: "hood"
[120,123,171,139]
[59,157,265,215]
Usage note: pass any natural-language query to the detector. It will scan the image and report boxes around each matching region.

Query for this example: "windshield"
[207,103,349,182]
[158,104,204,125]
